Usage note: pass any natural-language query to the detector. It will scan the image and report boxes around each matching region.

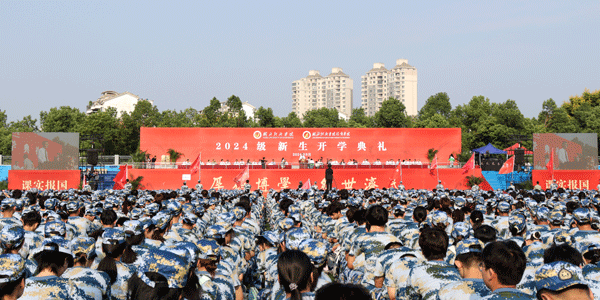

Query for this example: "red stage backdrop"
[116,167,484,191]
[8,170,81,190]
[140,128,462,164]
[532,170,599,190]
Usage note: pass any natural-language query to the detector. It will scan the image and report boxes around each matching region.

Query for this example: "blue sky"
[1,0,598,122]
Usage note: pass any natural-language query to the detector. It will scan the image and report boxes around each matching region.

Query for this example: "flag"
[190,154,201,175]
[430,155,438,175]
[233,165,250,187]
[499,156,515,174]
[546,148,554,172]
[462,153,475,174]
[389,164,402,187]
[302,179,312,190]
[113,165,128,189]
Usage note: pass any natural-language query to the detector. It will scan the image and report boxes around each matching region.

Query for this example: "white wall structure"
[86,91,154,118]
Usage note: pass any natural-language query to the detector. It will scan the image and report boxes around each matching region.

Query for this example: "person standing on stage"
[325,164,333,191]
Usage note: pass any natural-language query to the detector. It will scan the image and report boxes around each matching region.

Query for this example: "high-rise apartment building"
[292,68,353,119]
[361,59,417,116]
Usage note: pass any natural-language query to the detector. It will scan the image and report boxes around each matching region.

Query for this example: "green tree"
[226,95,243,113]
[118,100,160,155]
[417,113,450,128]
[255,106,278,127]
[303,108,341,128]
[75,108,120,155]
[348,108,372,128]
[562,88,600,116]
[282,112,303,128]
[373,97,410,128]
[39,106,86,132]
[200,97,223,127]
[419,92,452,120]
[538,98,558,127]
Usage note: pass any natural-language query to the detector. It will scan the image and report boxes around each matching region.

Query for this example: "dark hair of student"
[121,233,144,264]
[97,242,127,284]
[474,225,497,244]
[454,249,483,268]
[100,209,118,226]
[482,241,527,285]
[452,209,465,223]
[543,244,584,266]
[151,227,167,242]
[413,207,427,223]
[418,228,449,260]
[33,242,74,276]
[315,282,372,300]
[277,250,314,300]
[366,205,388,227]
[127,272,182,300]
[469,211,484,228]
[353,209,367,225]
[0,273,25,298]
[21,210,42,227]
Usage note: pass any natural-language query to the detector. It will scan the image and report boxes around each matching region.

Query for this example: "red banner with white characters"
[118,167,484,191]
[140,127,462,165]
[8,170,81,190]
[532,170,600,190]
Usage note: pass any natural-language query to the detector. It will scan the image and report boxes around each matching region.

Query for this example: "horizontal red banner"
[140,127,462,166]
[8,170,81,190]
[119,168,482,191]
[532,170,599,190]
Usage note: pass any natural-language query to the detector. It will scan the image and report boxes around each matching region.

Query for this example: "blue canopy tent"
[472,143,507,155]
[472,143,508,168]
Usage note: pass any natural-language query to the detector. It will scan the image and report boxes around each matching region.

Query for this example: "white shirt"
[373,160,382,165]
[37,147,48,163]
[557,148,568,164]
[361,160,370,165]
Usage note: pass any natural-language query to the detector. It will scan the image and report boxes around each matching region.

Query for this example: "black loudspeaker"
[87,151,98,165]
[514,149,525,165]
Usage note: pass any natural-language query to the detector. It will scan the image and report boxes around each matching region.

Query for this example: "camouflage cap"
[102,228,126,245]
[123,220,144,237]
[138,248,190,289]
[258,230,281,246]
[299,238,328,268]
[44,220,66,237]
[70,237,96,258]
[0,224,24,250]
[289,212,302,223]
[535,261,588,292]
[454,197,466,209]
[231,207,246,221]
[153,212,173,231]
[40,236,72,256]
[213,221,232,233]
[166,201,182,214]
[66,200,79,213]
[573,208,591,224]
[576,241,600,256]
[455,238,485,256]
[0,254,25,283]
[536,207,550,221]
[197,239,220,260]
[278,218,295,232]
[44,198,58,211]
[128,207,143,220]
[285,227,311,251]
[430,210,449,227]
[497,201,511,213]
[181,212,198,225]
[553,230,575,246]
[204,225,226,240]
[548,210,564,225]
[0,198,15,211]
[451,222,470,240]
[509,214,527,233]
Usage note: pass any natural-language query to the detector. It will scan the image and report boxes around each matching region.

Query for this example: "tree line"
[1,89,598,162]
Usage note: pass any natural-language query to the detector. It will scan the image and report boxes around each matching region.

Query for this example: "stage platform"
[111,167,487,191]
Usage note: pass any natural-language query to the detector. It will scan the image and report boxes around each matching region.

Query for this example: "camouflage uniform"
[438,279,491,300]
[405,260,461,300]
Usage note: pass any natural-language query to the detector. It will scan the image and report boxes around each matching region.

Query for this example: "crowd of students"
[0,183,599,299]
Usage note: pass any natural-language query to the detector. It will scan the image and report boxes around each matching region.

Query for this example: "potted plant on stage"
[167,148,183,169]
